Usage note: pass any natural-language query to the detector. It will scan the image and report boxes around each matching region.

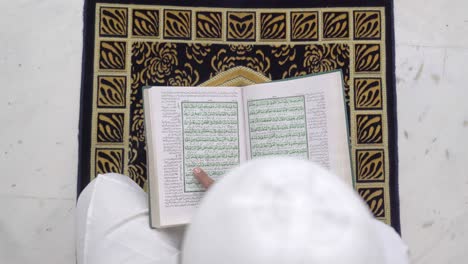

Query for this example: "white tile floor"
[0,0,467,263]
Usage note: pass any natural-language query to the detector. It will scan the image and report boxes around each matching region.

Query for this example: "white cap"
[182,157,408,264]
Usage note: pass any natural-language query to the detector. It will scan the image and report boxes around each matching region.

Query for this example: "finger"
[192,167,214,189]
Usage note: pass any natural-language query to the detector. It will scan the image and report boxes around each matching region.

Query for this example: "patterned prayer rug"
[79,0,400,232]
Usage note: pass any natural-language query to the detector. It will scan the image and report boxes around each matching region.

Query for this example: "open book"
[143,70,352,228]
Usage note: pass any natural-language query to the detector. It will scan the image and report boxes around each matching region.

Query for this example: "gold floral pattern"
[186,44,212,64]
[210,48,271,78]
[304,45,337,73]
[272,45,296,66]
[281,64,307,79]
[303,44,349,74]
[229,44,253,55]
[133,42,178,84]
[128,136,147,186]
[168,63,200,86]
[130,99,145,142]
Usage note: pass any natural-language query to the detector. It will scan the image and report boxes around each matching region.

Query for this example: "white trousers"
[76,173,184,264]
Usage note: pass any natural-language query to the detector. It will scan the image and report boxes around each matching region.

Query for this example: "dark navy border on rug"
[78,0,400,234]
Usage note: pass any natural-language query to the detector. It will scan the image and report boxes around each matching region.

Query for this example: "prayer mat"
[79,0,400,232]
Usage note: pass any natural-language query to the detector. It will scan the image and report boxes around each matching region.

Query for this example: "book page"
[242,71,352,185]
[247,96,309,159]
[145,87,246,226]
[181,101,241,192]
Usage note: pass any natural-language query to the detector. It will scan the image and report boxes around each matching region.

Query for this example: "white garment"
[76,173,184,264]
[76,173,408,264]
[182,157,409,264]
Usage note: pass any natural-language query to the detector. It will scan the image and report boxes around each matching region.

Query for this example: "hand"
[192,167,214,189]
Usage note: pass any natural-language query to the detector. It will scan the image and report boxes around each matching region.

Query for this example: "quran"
[143,71,352,228]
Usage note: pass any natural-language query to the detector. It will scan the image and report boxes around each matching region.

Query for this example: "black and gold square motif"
[95,148,124,176]
[354,11,381,40]
[358,187,386,218]
[290,11,318,41]
[356,114,383,144]
[196,12,223,40]
[97,113,125,143]
[164,9,192,40]
[356,149,385,183]
[323,12,349,39]
[99,41,126,70]
[100,7,128,37]
[355,44,381,72]
[97,76,126,108]
[227,12,256,41]
[132,9,160,37]
[354,78,383,110]
[260,13,286,40]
